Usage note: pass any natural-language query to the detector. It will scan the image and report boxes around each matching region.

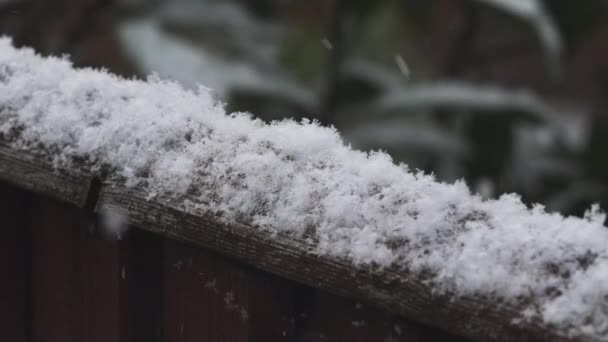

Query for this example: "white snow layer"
[1,38,608,339]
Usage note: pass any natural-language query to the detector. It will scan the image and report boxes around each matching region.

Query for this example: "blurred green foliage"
[2,0,608,217]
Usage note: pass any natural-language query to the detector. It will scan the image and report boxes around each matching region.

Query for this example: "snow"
[1,38,608,339]
[394,55,410,79]
[99,206,129,239]
[321,38,333,51]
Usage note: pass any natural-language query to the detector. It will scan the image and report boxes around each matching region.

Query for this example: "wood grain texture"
[97,186,571,342]
[0,143,93,208]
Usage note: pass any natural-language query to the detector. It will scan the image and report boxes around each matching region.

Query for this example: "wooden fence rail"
[0,179,462,342]
[0,141,571,341]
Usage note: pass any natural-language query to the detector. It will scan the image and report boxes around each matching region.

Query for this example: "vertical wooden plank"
[164,240,297,342]
[164,241,249,342]
[31,198,82,342]
[126,228,164,342]
[247,272,296,341]
[0,183,29,342]
[297,292,468,342]
[30,197,126,342]
[80,223,124,342]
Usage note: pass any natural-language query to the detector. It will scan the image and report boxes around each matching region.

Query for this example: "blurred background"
[1,0,608,217]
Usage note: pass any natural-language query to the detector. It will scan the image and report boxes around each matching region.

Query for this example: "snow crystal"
[99,206,129,239]
[393,324,401,336]
[351,320,366,328]
[394,54,410,79]
[1,37,608,339]
[321,38,333,51]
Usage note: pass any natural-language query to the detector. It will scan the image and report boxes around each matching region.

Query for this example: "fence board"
[80,222,124,342]
[126,228,164,342]
[164,241,249,342]
[164,240,297,342]
[290,287,464,341]
[0,183,29,342]
[247,274,296,341]
[296,292,466,342]
[30,197,125,342]
[101,188,543,342]
[31,198,83,341]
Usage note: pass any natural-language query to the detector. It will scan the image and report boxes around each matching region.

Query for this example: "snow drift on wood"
[1,37,608,339]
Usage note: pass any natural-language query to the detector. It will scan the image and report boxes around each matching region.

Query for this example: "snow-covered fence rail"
[2,38,608,341]
[0,150,461,342]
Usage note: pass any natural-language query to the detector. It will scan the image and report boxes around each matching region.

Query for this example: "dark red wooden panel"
[164,240,296,342]
[80,222,124,342]
[31,198,82,342]
[297,292,467,342]
[0,183,30,342]
[126,228,164,342]
[164,241,249,342]
[247,274,296,341]
[30,197,126,342]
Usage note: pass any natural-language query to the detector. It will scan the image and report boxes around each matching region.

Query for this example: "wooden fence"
[0,180,465,341]
[0,140,578,342]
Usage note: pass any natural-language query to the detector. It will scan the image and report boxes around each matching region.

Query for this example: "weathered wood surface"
[0,144,578,341]
[0,143,93,208]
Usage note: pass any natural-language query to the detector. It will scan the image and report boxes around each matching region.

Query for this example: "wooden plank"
[164,239,296,342]
[80,221,124,342]
[0,143,93,208]
[247,273,296,341]
[0,183,30,342]
[30,197,126,342]
[296,291,467,342]
[125,228,164,342]
[99,187,563,342]
[31,197,83,342]
[164,240,249,342]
